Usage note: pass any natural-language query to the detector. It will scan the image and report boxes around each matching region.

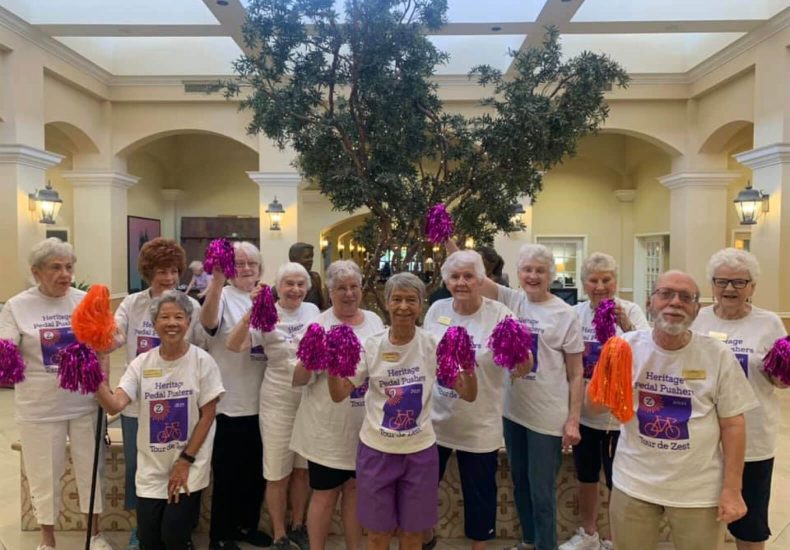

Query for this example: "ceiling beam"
[36,24,227,37]
[201,0,249,53]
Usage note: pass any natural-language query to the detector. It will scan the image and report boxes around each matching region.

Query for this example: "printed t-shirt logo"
[735,353,748,377]
[530,336,539,373]
[382,383,422,431]
[637,390,691,441]
[350,378,368,400]
[40,327,77,369]
[136,335,160,356]
[150,398,188,444]
[250,344,268,362]
[582,340,602,380]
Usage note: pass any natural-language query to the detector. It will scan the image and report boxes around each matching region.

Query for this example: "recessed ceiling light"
[217,0,229,5]
[491,26,502,32]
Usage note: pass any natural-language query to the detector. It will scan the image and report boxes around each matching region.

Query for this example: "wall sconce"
[29,181,63,225]
[510,202,526,225]
[464,237,475,249]
[733,182,769,225]
[320,238,329,251]
[348,241,356,253]
[265,196,285,231]
[432,245,440,253]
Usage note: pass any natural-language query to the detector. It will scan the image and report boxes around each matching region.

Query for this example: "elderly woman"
[0,238,113,550]
[691,248,788,550]
[114,237,203,548]
[291,260,385,550]
[96,291,224,550]
[561,253,649,550]
[200,241,271,550]
[226,262,320,550]
[328,272,477,550]
[425,250,530,550]
[184,260,212,303]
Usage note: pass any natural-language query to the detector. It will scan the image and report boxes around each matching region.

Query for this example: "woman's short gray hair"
[233,241,263,278]
[326,260,362,290]
[706,248,760,281]
[385,272,425,303]
[581,252,618,281]
[440,250,485,283]
[149,290,194,321]
[275,262,312,290]
[517,244,556,279]
[188,260,203,271]
[29,238,76,268]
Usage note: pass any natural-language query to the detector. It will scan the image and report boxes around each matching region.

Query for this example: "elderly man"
[601,270,758,550]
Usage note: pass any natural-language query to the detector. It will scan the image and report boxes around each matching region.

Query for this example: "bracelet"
[179,450,196,464]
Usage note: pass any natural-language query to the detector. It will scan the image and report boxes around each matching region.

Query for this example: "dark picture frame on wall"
[128,216,161,294]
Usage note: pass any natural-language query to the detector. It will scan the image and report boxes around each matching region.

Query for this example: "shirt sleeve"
[114,296,131,340]
[496,284,522,312]
[626,302,651,331]
[349,337,374,387]
[198,351,226,408]
[118,356,143,403]
[715,345,759,418]
[188,300,207,349]
[562,311,585,353]
[0,300,21,344]
[202,293,226,338]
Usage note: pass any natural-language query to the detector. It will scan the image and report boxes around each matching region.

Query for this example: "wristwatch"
[179,450,196,464]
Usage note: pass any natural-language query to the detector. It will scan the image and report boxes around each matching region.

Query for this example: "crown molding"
[61,170,140,189]
[0,144,64,169]
[658,171,742,190]
[734,143,790,170]
[614,189,637,202]
[247,171,302,188]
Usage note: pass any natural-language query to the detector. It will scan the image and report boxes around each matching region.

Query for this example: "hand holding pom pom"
[586,336,633,422]
[593,298,617,344]
[488,316,533,373]
[72,284,116,352]
[57,342,105,394]
[204,239,237,279]
[249,284,278,332]
[436,326,477,388]
[0,339,25,385]
[297,323,328,372]
[425,204,455,244]
[763,336,790,386]
[326,324,361,378]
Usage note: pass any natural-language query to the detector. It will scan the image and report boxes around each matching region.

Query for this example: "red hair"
[137,238,187,283]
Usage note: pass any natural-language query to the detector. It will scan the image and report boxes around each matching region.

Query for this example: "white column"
[0,145,65,299]
[493,197,533,288]
[658,171,741,297]
[247,171,302,285]
[160,188,185,241]
[734,144,790,312]
[62,171,139,296]
[614,189,636,299]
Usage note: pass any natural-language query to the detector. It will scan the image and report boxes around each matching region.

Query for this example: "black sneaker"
[287,524,309,550]
[423,535,438,550]
[271,536,294,550]
[209,541,242,550]
[237,528,274,547]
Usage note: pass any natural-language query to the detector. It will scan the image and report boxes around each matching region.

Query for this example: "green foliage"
[226,0,629,302]
[71,280,90,291]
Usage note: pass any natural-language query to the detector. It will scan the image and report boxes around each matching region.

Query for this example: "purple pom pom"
[326,324,361,378]
[297,323,328,372]
[425,204,455,244]
[593,299,617,344]
[764,336,790,385]
[487,317,533,371]
[0,339,26,385]
[436,326,477,387]
[250,285,278,332]
[203,239,237,279]
[57,343,105,394]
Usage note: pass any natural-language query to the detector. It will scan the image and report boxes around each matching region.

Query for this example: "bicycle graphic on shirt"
[157,422,182,443]
[643,416,681,440]
[387,409,416,430]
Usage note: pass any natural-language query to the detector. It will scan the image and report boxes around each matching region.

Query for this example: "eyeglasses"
[652,288,698,304]
[234,261,259,269]
[712,278,751,289]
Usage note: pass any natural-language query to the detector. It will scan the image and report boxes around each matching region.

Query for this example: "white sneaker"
[559,527,601,550]
[90,534,116,550]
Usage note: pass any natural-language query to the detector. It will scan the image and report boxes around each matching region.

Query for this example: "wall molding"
[62,170,140,189]
[0,144,64,169]
[734,143,790,170]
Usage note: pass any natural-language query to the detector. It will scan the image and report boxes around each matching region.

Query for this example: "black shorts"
[571,424,619,489]
[307,460,356,491]
[728,458,774,543]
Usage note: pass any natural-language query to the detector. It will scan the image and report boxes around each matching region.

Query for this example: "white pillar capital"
[614,189,637,202]
[62,170,140,189]
[0,144,64,170]
[160,188,186,201]
[734,143,790,170]
[247,171,302,188]
[658,171,741,190]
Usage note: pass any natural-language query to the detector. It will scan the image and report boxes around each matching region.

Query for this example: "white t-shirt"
[204,285,267,417]
[425,297,513,453]
[290,309,385,470]
[115,290,205,418]
[351,328,437,454]
[574,299,650,431]
[613,330,758,507]
[118,345,225,499]
[692,306,787,461]
[497,287,585,437]
[0,287,99,423]
[252,302,320,391]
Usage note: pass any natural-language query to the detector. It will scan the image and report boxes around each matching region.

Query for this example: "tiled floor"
[1,354,789,550]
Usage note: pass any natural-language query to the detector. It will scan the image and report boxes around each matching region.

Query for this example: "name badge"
[143,368,163,378]
[683,369,706,380]
[708,331,728,341]
[437,316,452,326]
[382,352,400,362]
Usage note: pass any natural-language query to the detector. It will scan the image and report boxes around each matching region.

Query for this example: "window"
[732,230,751,252]
[535,236,585,290]
[634,233,669,319]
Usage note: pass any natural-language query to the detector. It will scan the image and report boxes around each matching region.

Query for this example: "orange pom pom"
[71,285,116,352]
[586,336,634,423]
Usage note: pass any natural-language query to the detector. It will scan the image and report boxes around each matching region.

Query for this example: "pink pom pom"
[203,239,237,279]
[425,203,455,244]
[326,324,361,378]
[593,298,617,344]
[487,316,533,371]
[297,323,328,372]
[57,343,105,394]
[764,336,790,385]
[436,326,477,387]
[250,285,278,332]
[0,339,26,385]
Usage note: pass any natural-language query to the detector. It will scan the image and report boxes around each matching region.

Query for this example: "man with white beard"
[596,270,759,550]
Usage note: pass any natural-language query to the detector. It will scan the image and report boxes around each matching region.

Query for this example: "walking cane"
[85,405,105,550]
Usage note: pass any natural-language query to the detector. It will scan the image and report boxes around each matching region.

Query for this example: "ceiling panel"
[573,0,788,22]
[2,0,219,25]
[428,34,526,75]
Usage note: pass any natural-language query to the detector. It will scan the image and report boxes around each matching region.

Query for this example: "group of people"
[0,233,785,550]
